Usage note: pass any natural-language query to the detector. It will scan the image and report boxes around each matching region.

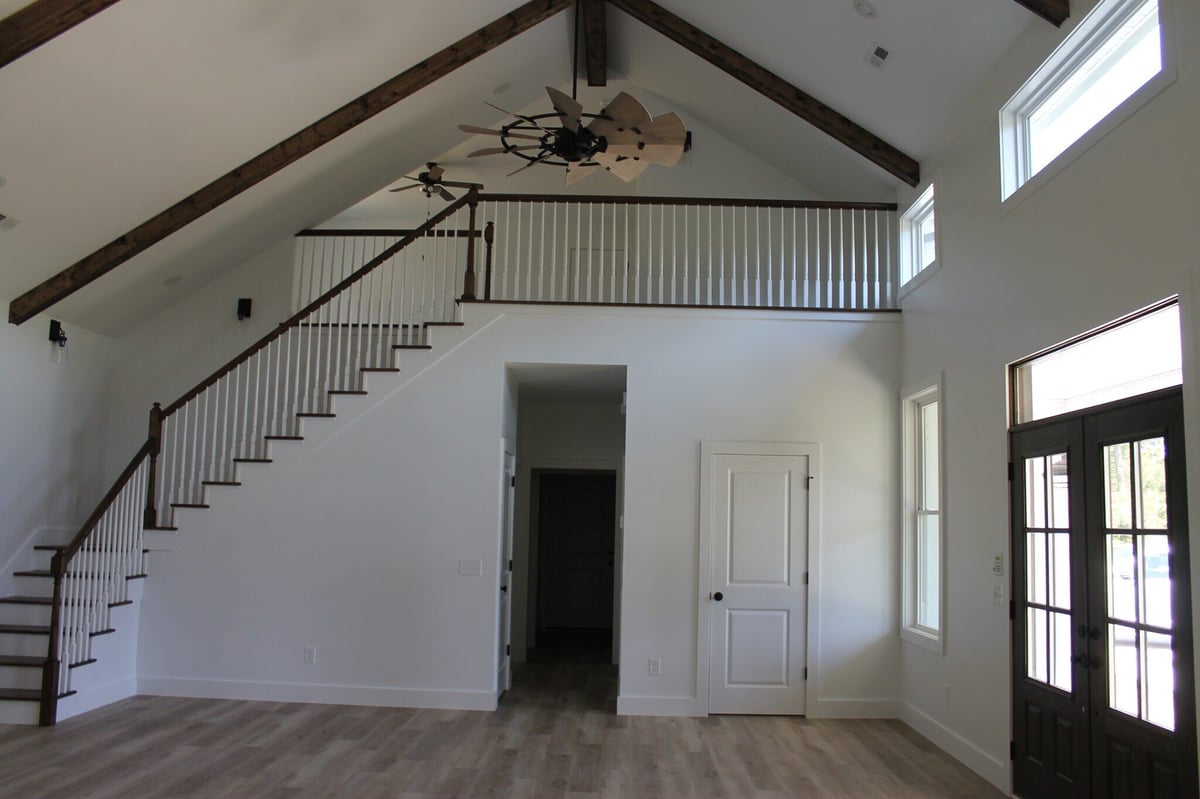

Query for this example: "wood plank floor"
[0,640,1005,798]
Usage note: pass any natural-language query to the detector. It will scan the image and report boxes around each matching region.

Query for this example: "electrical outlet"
[459,559,483,576]
[304,646,316,665]
[648,657,661,676]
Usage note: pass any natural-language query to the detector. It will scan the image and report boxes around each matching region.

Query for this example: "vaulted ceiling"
[0,0,1044,334]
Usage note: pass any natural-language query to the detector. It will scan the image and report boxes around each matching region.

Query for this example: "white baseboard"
[616,695,705,717]
[807,697,900,718]
[57,677,139,722]
[899,701,1010,794]
[138,676,497,711]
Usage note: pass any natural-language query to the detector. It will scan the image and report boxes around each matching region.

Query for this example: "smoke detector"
[867,43,890,69]
[853,0,877,18]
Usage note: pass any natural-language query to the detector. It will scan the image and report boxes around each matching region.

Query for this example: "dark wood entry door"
[1012,389,1196,799]
[537,473,616,631]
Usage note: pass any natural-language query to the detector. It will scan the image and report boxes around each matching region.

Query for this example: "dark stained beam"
[0,0,123,69]
[8,0,571,325]
[581,0,607,86]
[1011,0,1069,26]
[606,0,919,187]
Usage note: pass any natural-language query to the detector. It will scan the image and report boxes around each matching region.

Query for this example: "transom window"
[899,184,937,290]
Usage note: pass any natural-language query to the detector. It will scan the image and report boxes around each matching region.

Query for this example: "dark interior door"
[1012,389,1196,799]
[537,472,616,631]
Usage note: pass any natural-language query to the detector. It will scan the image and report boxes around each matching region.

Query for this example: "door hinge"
[804,572,809,585]
[803,667,808,680]
[510,475,516,488]
[1007,461,1014,481]
[1010,740,1015,760]
[1009,599,1015,620]
[508,559,513,571]
[506,644,511,656]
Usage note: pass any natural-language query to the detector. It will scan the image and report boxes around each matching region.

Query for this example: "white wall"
[896,0,1200,791]
[136,303,900,718]
[513,398,626,661]
[0,316,114,591]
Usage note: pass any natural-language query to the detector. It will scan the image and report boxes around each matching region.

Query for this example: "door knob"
[713,592,724,602]
[500,585,508,593]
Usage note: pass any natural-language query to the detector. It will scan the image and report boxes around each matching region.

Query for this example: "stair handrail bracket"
[38,189,479,725]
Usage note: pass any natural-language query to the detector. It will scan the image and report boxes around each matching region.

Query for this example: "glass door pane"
[1023,451,1073,692]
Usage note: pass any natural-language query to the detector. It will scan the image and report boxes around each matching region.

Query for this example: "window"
[899,184,937,289]
[1010,299,1181,425]
[902,379,943,652]
[1000,0,1169,200]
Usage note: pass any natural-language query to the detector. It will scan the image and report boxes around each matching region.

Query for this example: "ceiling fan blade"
[388,183,422,193]
[546,86,583,133]
[459,124,542,142]
[565,163,598,186]
[596,92,652,129]
[637,113,687,166]
[438,187,456,202]
[440,180,485,189]
[468,145,541,158]
[506,154,552,178]
[485,101,555,133]
[593,151,649,182]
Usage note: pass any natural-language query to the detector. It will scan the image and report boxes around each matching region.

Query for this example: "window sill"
[901,625,944,655]
[898,260,940,301]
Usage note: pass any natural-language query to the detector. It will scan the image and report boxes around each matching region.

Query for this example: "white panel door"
[709,452,809,714]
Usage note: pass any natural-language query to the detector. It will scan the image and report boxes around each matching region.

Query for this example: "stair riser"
[0,700,39,725]
[14,575,129,597]
[0,605,52,627]
[0,665,43,691]
[0,635,49,658]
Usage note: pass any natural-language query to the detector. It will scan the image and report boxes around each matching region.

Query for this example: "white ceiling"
[0,0,1037,335]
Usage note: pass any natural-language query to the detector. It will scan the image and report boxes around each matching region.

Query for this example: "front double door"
[1012,389,1196,798]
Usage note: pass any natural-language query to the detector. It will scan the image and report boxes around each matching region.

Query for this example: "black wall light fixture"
[49,319,67,347]
[236,298,252,321]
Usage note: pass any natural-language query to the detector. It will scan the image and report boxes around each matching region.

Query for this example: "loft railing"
[296,195,899,312]
[38,191,478,724]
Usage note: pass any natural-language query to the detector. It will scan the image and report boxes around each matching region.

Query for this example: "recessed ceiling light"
[493,82,511,95]
[853,0,876,18]
[162,275,182,287]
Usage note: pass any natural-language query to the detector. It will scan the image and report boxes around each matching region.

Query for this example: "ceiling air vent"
[867,43,890,69]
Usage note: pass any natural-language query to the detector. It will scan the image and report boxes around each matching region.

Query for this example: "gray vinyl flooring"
[0,633,1005,798]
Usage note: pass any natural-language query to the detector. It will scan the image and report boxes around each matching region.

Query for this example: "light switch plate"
[459,559,483,576]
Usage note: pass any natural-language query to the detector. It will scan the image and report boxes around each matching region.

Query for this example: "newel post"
[143,402,162,529]
[483,221,495,301]
[462,194,479,301]
[39,551,64,726]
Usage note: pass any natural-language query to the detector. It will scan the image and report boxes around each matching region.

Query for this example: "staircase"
[0,193,480,725]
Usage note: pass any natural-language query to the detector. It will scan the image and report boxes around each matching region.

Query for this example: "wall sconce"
[236,298,252,331]
[49,319,68,362]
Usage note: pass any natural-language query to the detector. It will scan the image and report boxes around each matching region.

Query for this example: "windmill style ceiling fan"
[460,86,687,185]
[388,162,481,201]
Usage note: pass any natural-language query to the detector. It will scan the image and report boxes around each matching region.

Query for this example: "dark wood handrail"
[162,189,477,418]
[58,440,153,566]
[296,228,482,238]
[476,193,898,211]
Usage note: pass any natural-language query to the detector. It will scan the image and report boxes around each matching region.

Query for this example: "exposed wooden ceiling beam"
[606,0,919,187]
[8,0,572,325]
[0,0,123,69]
[1011,0,1069,26]
[581,0,607,86]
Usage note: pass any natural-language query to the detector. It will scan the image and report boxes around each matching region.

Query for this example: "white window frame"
[901,376,945,653]
[898,184,938,296]
[999,0,1176,203]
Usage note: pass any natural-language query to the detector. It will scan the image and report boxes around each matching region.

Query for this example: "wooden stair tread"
[361,367,400,373]
[201,481,242,486]
[13,570,51,578]
[328,390,367,395]
[424,321,464,327]
[0,596,52,605]
[296,412,335,418]
[14,570,149,580]
[0,689,40,701]
[171,503,210,509]
[264,435,303,440]
[393,344,433,350]
[33,545,65,552]
[0,624,49,635]
[91,628,115,638]
[0,655,44,667]
[145,526,178,531]
[69,658,97,669]
[233,457,272,463]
